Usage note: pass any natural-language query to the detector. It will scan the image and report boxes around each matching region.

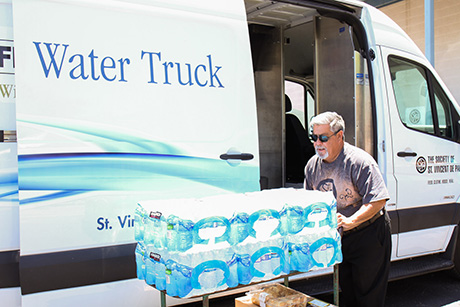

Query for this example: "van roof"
[246,0,425,59]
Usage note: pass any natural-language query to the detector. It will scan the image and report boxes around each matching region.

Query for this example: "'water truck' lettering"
[32,42,224,88]
[140,51,224,88]
[33,42,130,82]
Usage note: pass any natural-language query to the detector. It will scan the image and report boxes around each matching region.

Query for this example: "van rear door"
[12,0,259,302]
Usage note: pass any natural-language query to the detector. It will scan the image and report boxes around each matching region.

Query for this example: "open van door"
[11,0,260,304]
[381,46,460,258]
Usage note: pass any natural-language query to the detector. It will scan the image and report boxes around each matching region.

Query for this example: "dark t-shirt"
[304,142,390,217]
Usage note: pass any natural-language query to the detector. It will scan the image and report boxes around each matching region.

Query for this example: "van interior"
[244,0,374,189]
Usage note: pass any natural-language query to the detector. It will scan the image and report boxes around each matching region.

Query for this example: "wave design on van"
[19,191,85,205]
[0,172,18,202]
[17,117,185,155]
[0,190,18,202]
[18,152,259,199]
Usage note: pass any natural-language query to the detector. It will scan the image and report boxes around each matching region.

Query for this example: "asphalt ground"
[318,270,460,307]
[180,270,460,306]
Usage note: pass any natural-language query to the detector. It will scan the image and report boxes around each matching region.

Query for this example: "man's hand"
[337,199,387,232]
[337,213,355,232]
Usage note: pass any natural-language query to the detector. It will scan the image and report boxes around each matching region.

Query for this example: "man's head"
[309,111,345,163]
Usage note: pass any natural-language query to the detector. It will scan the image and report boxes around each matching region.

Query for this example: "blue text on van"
[33,42,224,88]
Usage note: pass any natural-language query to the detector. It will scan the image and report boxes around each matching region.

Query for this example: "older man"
[304,111,391,307]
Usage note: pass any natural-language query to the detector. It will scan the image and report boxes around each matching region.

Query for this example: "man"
[304,111,391,307]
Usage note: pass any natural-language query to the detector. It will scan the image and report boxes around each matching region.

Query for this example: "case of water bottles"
[134,189,342,298]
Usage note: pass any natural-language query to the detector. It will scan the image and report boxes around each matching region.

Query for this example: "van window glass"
[389,56,459,141]
[388,57,434,134]
[433,79,453,138]
[306,89,315,130]
[285,81,305,128]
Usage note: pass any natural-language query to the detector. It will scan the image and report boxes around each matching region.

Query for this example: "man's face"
[311,124,344,163]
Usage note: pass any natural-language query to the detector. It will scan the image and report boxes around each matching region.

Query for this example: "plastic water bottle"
[330,201,338,229]
[135,243,146,280]
[250,246,287,280]
[191,260,229,293]
[309,237,339,268]
[145,251,163,286]
[144,211,167,248]
[228,213,249,245]
[134,205,146,242]
[304,202,334,230]
[167,215,194,252]
[165,259,193,297]
[154,258,167,290]
[174,262,193,297]
[287,242,312,272]
[145,251,167,290]
[227,255,239,288]
[200,268,220,293]
[248,209,281,240]
[237,254,252,285]
[193,216,230,245]
[145,258,155,285]
[165,260,177,297]
[270,252,281,276]
[279,205,304,235]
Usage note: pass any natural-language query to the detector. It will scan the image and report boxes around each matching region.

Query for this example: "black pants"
[339,213,392,307]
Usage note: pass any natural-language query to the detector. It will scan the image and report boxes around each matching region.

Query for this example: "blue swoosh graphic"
[18,152,259,193]
[16,119,260,205]
[19,191,85,205]
[18,118,184,154]
[0,172,18,202]
[0,190,18,198]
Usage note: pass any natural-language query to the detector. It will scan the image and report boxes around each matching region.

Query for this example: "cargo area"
[245,0,374,188]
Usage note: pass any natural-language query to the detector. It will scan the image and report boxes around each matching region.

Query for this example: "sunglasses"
[310,129,342,143]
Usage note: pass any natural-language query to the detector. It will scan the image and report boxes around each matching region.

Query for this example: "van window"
[285,81,306,128]
[388,56,456,140]
[285,80,315,130]
[389,57,434,134]
[433,78,453,138]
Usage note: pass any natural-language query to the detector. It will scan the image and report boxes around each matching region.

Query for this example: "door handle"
[220,153,254,161]
[397,151,417,157]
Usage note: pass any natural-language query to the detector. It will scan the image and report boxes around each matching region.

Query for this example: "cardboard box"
[234,283,337,307]
[235,296,258,307]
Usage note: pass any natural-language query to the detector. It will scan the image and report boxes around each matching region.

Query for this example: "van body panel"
[380,45,460,257]
[0,1,20,305]
[1,0,459,305]
[13,0,259,256]
[397,226,455,259]
[362,3,423,57]
[10,0,259,304]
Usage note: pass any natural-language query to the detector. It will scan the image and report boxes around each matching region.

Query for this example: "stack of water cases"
[134,189,342,298]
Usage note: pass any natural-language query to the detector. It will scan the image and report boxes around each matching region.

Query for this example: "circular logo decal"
[416,156,427,173]
[409,109,421,124]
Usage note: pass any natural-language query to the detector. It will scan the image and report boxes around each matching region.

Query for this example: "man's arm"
[337,199,386,232]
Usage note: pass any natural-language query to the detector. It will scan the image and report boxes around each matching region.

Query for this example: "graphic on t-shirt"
[316,179,336,195]
[339,188,353,202]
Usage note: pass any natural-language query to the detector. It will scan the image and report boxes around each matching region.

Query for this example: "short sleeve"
[354,160,390,205]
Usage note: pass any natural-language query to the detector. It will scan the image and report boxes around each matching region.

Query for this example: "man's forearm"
[337,199,386,231]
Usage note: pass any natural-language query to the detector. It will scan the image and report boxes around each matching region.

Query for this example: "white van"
[1,0,459,306]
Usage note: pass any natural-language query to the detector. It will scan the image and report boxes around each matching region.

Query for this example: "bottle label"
[150,211,162,219]
[149,252,161,262]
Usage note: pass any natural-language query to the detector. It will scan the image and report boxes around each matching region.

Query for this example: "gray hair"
[310,111,345,134]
